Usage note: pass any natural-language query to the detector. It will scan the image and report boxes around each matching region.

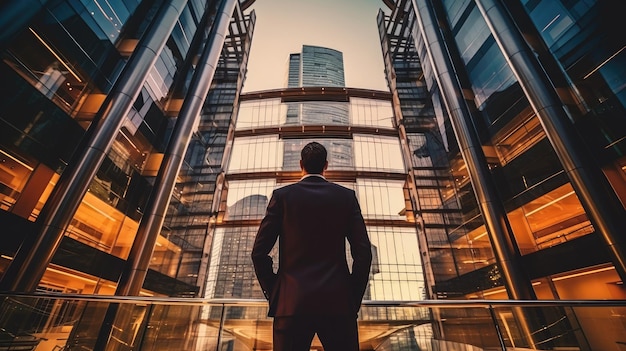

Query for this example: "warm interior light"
[482,281,541,297]
[29,28,83,82]
[473,231,488,240]
[461,259,488,264]
[83,200,117,221]
[1,255,14,260]
[119,130,141,152]
[552,266,615,282]
[0,149,34,171]
[524,191,575,217]
[47,266,98,284]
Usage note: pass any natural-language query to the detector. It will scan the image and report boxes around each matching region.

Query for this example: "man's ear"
[300,160,305,171]
[322,161,328,175]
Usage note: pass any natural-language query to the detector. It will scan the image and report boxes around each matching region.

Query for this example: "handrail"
[2,292,625,307]
[2,292,625,351]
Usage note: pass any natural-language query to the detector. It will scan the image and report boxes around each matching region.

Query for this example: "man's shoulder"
[314,180,355,197]
[279,177,355,194]
[326,181,353,193]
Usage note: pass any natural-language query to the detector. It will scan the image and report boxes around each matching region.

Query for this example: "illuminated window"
[367,226,425,300]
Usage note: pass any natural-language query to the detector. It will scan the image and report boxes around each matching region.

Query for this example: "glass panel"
[354,135,405,172]
[141,304,211,350]
[228,136,282,172]
[0,296,624,351]
[75,0,134,42]
[356,179,406,220]
[454,6,491,64]
[526,1,576,47]
[236,98,396,129]
[229,137,373,173]
[149,234,183,277]
[442,0,472,28]
[450,224,496,276]
[2,27,89,114]
[510,183,593,254]
[366,227,425,301]
[68,192,129,254]
[236,99,284,129]
[294,101,349,125]
[0,149,34,212]
[205,226,273,299]
[350,97,394,128]
[493,111,545,166]
[467,42,517,109]
[224,179,275,220]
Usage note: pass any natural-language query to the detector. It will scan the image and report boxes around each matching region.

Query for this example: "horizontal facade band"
[234,124,399,138]
[240,86,392,102]
[225,170,409,182]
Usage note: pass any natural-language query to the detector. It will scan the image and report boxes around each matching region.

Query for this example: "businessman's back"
[252,142,372,351]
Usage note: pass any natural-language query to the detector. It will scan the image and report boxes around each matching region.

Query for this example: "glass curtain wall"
[380,0,625,303]
[380,0,626,348]
[204,90,427,308]
[429,0,625,300]
[0,0,256,297]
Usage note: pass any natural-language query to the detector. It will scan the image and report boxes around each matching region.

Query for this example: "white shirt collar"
[300,174,326,181]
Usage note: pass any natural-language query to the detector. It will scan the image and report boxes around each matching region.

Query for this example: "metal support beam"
[0,0,189,292]
[474,0,626,281]
[115,0,238,296]
[411,0,536,301]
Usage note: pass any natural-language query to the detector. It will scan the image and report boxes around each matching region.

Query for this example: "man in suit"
[252,141,372,351]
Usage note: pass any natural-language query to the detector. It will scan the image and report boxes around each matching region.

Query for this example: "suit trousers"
[272,315,359,351]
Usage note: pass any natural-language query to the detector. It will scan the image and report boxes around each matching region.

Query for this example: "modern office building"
[0,0,256,297]
[200,44,428,348]
[1,0,625,350]
[287,45,346,88]
[378,0,625,348]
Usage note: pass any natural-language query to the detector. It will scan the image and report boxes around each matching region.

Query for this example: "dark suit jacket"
[251,175,372,317]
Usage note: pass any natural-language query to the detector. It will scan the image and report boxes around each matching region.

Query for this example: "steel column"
[0,0,188,292]
[115,0,238,296]
[474,0,626,280]
[411,0,536,301]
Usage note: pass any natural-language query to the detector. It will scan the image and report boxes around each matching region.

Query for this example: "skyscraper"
[287,45,346,88]
[0,0,256,297]
[201,44,427,347]
[1,0,624,349]
[379,0,626,348]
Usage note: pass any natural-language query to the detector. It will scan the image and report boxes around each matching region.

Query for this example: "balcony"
[0,293,624,351]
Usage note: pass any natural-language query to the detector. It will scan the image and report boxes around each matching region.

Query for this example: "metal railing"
[1,292,625,351]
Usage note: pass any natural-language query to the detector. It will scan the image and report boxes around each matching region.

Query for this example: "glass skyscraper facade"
[206,44,427,305]
[0,0,625,350]
[0,0,256,297]
[287,45,346,88]
[379,0,626,349]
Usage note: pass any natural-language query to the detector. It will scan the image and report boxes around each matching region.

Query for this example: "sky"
[242,0,391,92]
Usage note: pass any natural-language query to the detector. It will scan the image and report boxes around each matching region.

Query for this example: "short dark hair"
[300,142,327,174]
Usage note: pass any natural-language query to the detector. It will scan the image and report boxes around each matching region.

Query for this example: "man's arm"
[251,191,281,299]
[347,191,372,310]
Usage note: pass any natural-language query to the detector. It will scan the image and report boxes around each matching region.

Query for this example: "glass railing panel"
[0,296,91,351]
[1,295,626,351]
[140,304,212,351]
[570,305,626,351]
[485,304,626,351]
